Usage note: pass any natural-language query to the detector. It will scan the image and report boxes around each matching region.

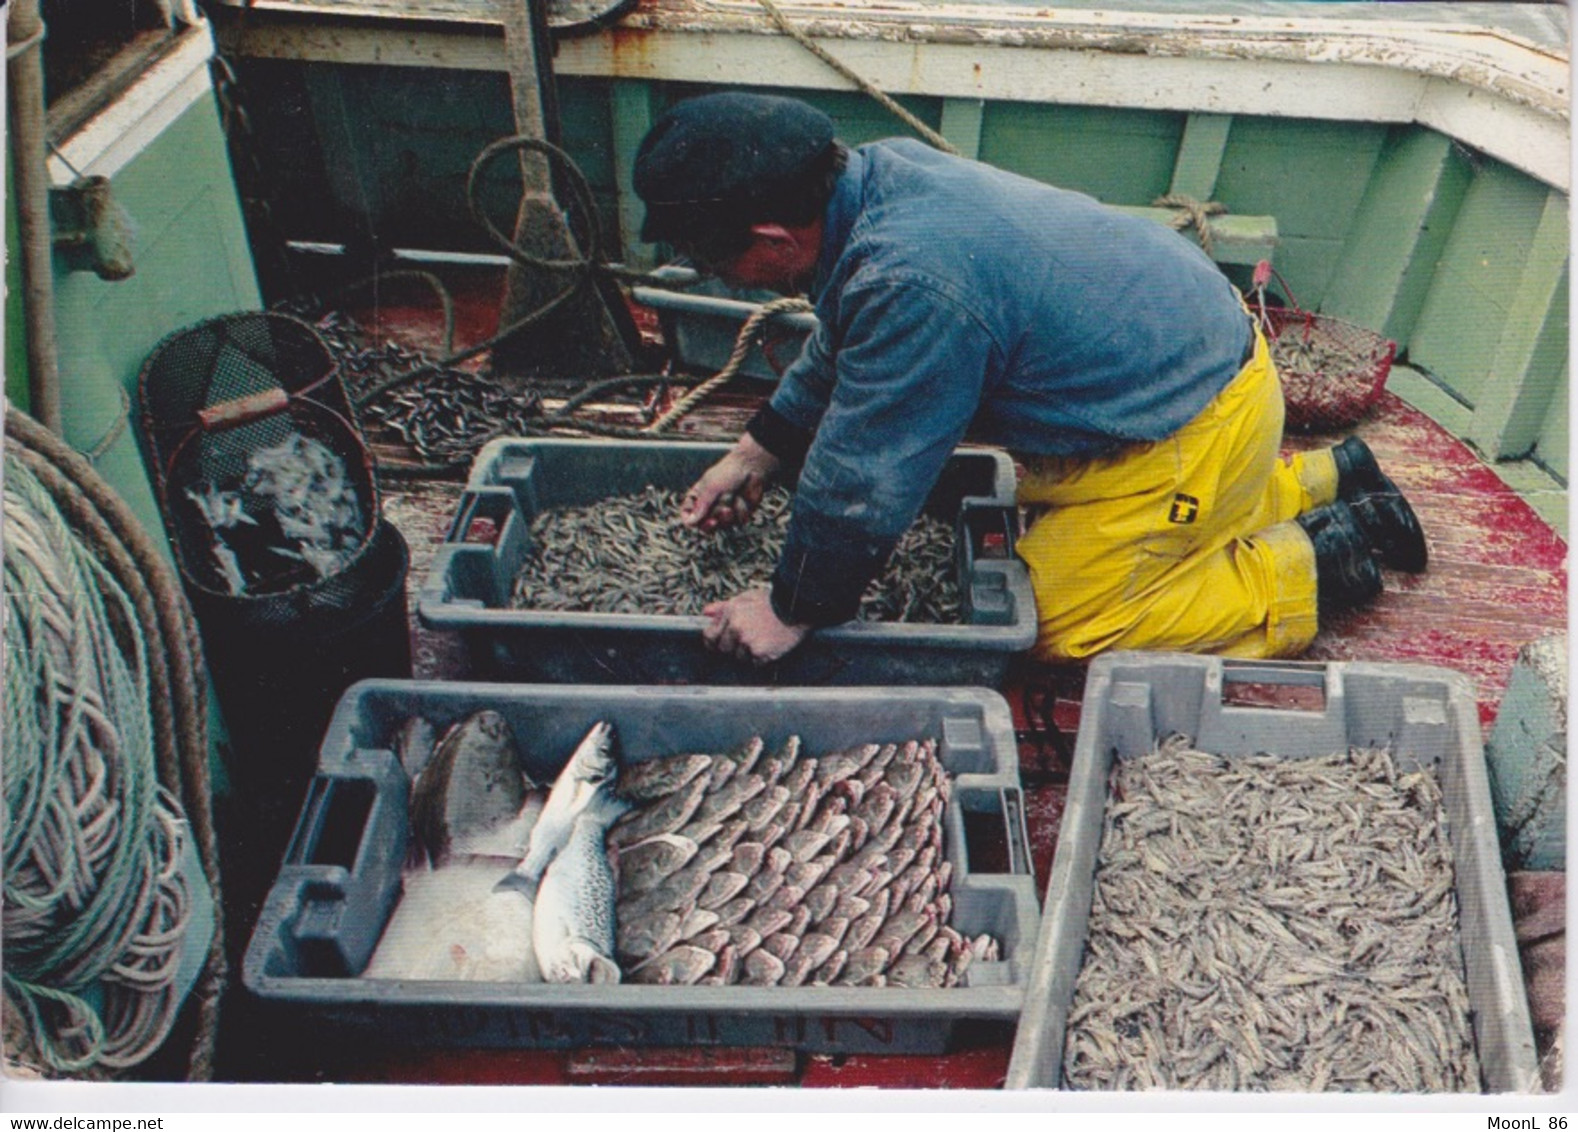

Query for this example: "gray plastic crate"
[243,680,1040,1054]
[1005,652,1541,1093]
[630,267,817,382]
[418,437,1037,686]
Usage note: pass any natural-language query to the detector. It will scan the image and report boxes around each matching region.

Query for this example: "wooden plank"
[1215,115,1389,309]
[1323,128,1471,343]
[1110,206,1277,267]
[1167,112,1232,201]
[610,79,657,265]
[1532,349,1568,482]
[1409,160,1554,414]
[979,101,1181,206]
[939,96,985,160]
[1468,191,1570,460]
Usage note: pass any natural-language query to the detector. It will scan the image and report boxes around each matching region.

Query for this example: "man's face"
[677,222,820,295]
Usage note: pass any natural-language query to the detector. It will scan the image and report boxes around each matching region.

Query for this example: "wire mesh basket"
[136,312,381,618]
[1253,263,1397,434]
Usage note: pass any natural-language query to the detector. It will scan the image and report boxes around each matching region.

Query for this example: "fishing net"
[135,312,381,623]
[1253,264,1396,434]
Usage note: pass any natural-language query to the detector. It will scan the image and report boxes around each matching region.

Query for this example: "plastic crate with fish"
[242,680,1041,1055]
[1005,652,1541,1093]
[418,437,1037,686]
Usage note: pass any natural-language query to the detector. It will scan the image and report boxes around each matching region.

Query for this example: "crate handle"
[957,499,1018,585]
[1000,787,1032,877]
[444,488,516,545]
[445,489,485,543]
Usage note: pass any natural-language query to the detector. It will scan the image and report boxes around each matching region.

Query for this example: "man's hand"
[701,589,809,664]
[680,433,781,532]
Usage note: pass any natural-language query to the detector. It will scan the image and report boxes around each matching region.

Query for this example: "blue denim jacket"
[757,139,1253,627]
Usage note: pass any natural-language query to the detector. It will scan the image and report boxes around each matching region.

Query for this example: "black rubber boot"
[1331,435,1429,573]
[1297,501,1384,618]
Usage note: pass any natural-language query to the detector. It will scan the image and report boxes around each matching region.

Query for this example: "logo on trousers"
[1168,494,1200,524]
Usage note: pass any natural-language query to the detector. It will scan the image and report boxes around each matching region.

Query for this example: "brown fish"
[838,946,891,986]
[702,943,740,986]
[713,895,756,927]
[608,775,708,849]
[741,948,786,986]
[761,932,800,963]
[744,906,792,939]
[698,870,751,911]
[695,774,767,827]
[619,753,712,804]
[802,881,841,924]
[812,949,848,986]
[616,833,698,896]
[888,954,949,989]
[630,945,716,985]
[725,924,763,957]
[730,842,767,878]
[742,786,791,833]
[782,829,832,864]
[874,910,935,958]
[617,907,688,964]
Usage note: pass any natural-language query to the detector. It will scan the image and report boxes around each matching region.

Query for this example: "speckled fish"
[532,788,627,984]
[409,710,530,867]
[508,720,617,888]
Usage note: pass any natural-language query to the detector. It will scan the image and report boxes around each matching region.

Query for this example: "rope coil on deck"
[3,408,222,1081]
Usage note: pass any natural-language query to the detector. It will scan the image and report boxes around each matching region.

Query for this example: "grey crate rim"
[1004,650,1542,1093]
[243,679,1042,1052]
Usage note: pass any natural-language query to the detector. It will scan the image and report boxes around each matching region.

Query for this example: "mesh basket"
[136,313,381,617]
[1254,265,1396,434]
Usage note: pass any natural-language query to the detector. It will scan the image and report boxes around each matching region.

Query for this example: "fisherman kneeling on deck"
[632,91,1428,666]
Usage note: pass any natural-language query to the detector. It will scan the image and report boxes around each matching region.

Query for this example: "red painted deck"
[212,273,1567,1091]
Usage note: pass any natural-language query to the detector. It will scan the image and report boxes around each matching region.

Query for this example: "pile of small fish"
[185,429,364,595]
[1268,320,1384,431]
[1063,735,1481,1093]
[509,485,963,624]
[300,307,544,466]
[608,733,999,987]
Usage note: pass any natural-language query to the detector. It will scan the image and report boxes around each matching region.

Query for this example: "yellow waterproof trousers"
[1017,328,1339,661]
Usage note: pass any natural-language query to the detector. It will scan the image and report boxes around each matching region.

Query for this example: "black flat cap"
[634,92,835,243]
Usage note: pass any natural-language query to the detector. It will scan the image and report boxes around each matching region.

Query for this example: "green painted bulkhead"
[6,25,263,544]
[9,6,1568,525]
[225,56,1570,497]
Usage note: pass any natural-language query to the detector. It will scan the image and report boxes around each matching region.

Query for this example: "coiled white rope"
[3,452,193,1073]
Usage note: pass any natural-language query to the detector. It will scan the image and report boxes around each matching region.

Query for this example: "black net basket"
[136,313,381,622]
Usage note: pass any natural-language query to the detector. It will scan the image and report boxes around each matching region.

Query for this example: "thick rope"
[1152,193,1226,257]
[644,296,814,433]
[5,407,221,1081]
[755,0,960,156]
[2,454,194,1074]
